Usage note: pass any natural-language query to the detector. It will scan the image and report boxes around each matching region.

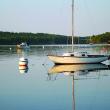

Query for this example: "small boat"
[47,0,110,64]
[17,42,30,49]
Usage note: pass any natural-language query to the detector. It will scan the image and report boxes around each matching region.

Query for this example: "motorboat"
[17,42,30,49]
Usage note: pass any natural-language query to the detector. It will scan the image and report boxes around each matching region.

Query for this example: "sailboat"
[47,0,109,64]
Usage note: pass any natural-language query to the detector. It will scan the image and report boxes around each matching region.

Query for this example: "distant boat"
[17,42,30,49]
[47,0,109,64]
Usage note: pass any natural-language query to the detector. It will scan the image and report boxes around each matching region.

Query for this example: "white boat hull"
[48,55,109,64]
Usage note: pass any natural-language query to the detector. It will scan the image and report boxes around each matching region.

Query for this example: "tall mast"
[72,0,74,52]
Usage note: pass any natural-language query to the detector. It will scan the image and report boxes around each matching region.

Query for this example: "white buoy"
[19,57,28,62]
[19,57,28,74]
[19,57,28,66]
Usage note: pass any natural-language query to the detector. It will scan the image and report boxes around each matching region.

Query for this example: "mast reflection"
[48,63,110,110]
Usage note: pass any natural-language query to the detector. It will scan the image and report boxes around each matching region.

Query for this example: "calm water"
[0,45,110,110]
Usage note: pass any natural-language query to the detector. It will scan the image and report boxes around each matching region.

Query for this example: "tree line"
[0,31,109,45]
[91,32,110,44]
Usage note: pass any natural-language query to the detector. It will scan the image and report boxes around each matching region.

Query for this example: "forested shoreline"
[0,31,110,45]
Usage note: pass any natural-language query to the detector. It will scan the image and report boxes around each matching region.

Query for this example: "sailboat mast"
[72,0,74,52]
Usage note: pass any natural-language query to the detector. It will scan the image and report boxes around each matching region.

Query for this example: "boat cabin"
[63,52,88,57]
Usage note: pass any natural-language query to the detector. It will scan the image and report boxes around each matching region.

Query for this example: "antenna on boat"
[72,0,74,52]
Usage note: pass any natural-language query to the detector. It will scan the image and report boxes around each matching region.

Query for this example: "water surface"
[0,45,110,110]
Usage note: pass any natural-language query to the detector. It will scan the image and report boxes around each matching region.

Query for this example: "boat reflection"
[17,48,30,57]
[48,64,110,78]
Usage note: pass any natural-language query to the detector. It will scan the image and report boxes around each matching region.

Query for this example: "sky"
[0,0,110,36]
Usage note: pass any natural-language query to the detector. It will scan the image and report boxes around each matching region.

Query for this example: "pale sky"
[0,0,110,36]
